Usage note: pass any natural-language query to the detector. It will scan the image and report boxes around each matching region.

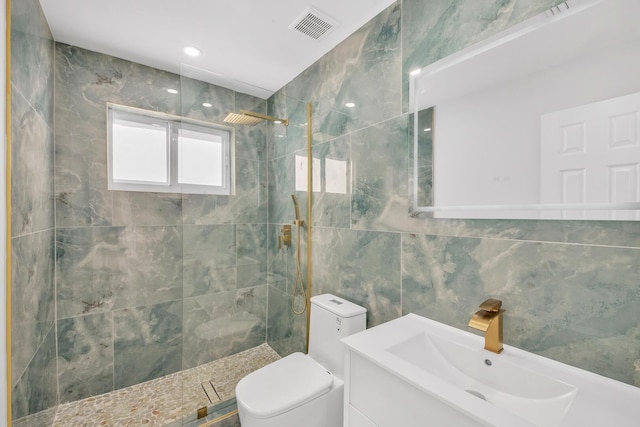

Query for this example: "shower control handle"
[279,224,292,249]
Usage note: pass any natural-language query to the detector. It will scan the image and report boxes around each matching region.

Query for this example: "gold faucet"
[468,298,504,354]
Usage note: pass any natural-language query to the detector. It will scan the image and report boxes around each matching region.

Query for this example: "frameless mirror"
[410,0,640,220]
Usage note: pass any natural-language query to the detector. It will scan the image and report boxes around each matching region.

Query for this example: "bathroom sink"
[387,331,576,426]
[342,314,640,427]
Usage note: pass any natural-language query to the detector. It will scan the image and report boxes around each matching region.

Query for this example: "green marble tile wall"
[11,2,640,424]
[266,0,640,388]
[53,44,269,406]
[10,0,57,422]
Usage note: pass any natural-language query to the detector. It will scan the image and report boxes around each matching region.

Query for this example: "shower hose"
[291,218,307,315]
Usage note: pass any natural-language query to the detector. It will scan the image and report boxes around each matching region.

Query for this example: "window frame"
[107,103,234,195]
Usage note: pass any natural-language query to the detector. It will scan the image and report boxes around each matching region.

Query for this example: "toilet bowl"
[235,294,367,427]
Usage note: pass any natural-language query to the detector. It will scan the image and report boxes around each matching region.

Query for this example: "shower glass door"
[177,66,311,425]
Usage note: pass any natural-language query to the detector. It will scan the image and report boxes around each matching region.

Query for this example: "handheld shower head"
[291,194,301,221]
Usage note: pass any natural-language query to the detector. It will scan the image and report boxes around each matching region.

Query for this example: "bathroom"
[3,0,640,425]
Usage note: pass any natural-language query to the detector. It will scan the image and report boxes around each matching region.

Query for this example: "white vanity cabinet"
[343,351,486,427]
[342,314,640,427]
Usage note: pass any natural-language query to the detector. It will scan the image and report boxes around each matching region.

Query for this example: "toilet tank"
[308,294,367,380]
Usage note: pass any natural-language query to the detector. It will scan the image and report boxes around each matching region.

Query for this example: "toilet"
[235,294,367,427]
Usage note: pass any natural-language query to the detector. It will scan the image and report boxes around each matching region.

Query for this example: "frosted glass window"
[179,127,224,186]
[111,117,169,184]
[108,105,233,195]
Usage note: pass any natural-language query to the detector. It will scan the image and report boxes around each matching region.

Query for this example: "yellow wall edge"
[5,0,11,424]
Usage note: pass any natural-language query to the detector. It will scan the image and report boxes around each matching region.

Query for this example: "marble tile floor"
[51,344,280,427]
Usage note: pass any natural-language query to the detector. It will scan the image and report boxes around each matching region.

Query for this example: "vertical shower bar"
[305,102,312,354]
[5,0,12,423]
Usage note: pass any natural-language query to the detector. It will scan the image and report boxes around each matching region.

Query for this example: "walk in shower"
[9,1,368,422]
[8,27,315,424]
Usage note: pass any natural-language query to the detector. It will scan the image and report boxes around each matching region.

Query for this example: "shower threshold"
[52,343,281,426]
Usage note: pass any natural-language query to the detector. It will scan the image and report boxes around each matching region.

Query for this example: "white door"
[540,91,640,220]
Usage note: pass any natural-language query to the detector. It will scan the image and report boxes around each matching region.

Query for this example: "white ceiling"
[39,0,396,99]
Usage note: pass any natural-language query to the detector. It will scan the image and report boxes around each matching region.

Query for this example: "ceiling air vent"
[545,1,572,17]
[289,7,338,40]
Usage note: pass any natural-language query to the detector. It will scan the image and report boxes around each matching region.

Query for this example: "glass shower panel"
[178,64,288,425]
[177,65,362,426]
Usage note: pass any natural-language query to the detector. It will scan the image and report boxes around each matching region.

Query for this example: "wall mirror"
[410,0,640,220]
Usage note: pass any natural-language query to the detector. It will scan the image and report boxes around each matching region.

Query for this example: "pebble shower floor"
[49,344,280,426]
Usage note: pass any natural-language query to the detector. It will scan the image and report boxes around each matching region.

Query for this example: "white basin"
[342,313,640,427]
[387,330,576,426]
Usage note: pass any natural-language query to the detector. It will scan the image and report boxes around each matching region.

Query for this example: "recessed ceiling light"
[345,102,356,108]
[167,88,178,94]
[410,69,422,76]
[202,102,212,108]
[183,46,201,57]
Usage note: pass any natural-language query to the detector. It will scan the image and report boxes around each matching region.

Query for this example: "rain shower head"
[224,112,263,126]
[223,110,289,126]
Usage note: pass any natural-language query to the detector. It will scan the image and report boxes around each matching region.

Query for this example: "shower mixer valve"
[278,224,292,249]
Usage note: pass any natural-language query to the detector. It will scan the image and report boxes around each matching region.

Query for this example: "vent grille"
[290,7,338,40]
[546,1,571,17]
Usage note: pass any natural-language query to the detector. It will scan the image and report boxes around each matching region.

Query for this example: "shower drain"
[201,381,222,404]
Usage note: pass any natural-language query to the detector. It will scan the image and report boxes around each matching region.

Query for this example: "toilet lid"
[236,352,334,419]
